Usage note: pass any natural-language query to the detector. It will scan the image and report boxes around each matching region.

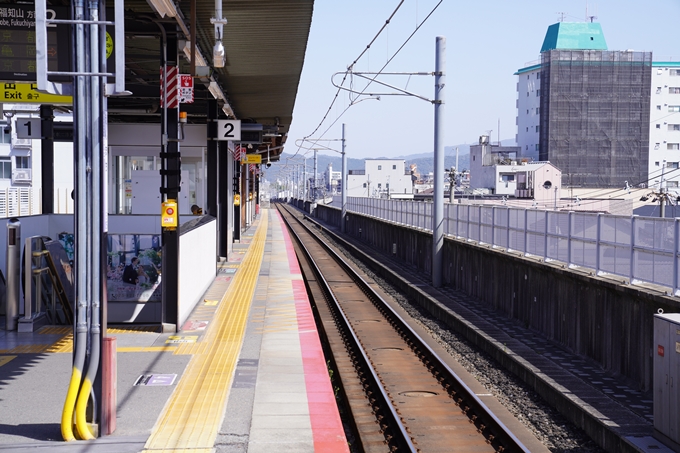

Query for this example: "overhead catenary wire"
[291,0,443,161]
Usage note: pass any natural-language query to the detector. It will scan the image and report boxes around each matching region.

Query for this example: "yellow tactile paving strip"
[142,211,268,452]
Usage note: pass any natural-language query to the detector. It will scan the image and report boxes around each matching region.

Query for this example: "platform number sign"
[16,118,42,139]
[216,119,241,141]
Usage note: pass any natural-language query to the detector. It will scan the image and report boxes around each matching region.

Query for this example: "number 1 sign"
[216,119,241,141]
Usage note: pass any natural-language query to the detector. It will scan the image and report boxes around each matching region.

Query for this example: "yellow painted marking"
[38,326,71,335]
[0,356,17,366]
[46,334,74,353]
[108,326,161,333]
[6,344,52,354]
[117,346,177,353]
[204,300,218,306]
[166,336,198,344]
[144,210,268,451]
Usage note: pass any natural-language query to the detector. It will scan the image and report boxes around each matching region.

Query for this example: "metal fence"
[0,188,40,218]
[346,197,679,295]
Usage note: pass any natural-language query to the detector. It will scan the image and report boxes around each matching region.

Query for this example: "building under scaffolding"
[539,49,652,188]
[516,22,655,189]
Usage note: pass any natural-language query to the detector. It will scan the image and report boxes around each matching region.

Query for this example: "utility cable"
[294,0,442,160]
[290,1,406,160]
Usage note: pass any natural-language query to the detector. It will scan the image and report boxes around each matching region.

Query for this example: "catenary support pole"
[432,36,446,288]
[341,123,347,233]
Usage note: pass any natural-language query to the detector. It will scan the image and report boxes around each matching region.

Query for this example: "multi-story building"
[324,163,341,193]
[649,65,680,189]
[515,22,680,190]
[346,158,412,198]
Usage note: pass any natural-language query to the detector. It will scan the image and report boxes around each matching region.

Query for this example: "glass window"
[669,106,680,112]
[15,156,30,168]
[671,69,680,76]
[362,183,366,188]
[667,162,679,169]
[0,123,10,144]
[535,144,540,151]
[0,157,10,179]
[669,124,680,131]
[536,125,539,132]
[657,105,662,110]
[668,143,680,150]
[536,90,540,96]
[377,165,382,170]
[668,181,679,188]
[655,161,660,166]
[670,87,680,94]
[657,124,661,129]
[392,165,396,170]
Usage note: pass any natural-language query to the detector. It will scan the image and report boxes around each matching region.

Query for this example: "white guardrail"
[345,197,680,296]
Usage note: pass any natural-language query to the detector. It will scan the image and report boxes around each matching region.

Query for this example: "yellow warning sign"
[243,154,261,164]
[0,82,72,105]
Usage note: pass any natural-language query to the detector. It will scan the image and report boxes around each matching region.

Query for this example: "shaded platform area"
[0,209,348,453]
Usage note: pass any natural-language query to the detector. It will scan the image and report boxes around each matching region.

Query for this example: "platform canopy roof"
[41,0,314,159]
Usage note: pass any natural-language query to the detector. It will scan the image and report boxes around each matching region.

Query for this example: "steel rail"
[279,205,418,452]
[281,203,531,452]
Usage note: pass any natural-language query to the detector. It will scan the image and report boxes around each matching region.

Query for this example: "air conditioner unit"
[11,136,32,149]
[12,168,32,183]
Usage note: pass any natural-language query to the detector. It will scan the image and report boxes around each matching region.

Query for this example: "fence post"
[454,204,459,238]
[630,216,636,285]
[674,218,679,295]
[491,206,496,247]
[467,204,471,241]
[596,213,602,275]
[506,208,511,251]
[544,211,549,261]
[567,211,573,267]
[524,208,528,256]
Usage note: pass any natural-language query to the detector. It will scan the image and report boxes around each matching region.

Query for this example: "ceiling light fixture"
[181,41,208,68]
[147,0,177,18]
[208,81,226,101]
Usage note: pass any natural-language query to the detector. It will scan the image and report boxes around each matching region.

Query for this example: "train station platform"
[0,209,349,453]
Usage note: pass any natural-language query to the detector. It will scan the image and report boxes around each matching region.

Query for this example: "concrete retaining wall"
[314,203,680,392]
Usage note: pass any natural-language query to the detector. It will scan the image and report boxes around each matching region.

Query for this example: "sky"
[283,0,680,160]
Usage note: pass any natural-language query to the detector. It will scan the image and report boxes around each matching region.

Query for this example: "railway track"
[277,204,530,453]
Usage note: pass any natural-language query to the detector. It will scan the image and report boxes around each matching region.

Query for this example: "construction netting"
[539,50,652,189]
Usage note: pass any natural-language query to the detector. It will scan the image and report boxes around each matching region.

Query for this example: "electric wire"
[289,1,406,160]
[292,0,442,161]
[316,0,444,142]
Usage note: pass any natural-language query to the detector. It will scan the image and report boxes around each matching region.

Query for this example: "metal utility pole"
[660,162,667,218]
[313,149,318,201]
[432,36,446,288]
[448,167,456,203]
[341,124,347,233]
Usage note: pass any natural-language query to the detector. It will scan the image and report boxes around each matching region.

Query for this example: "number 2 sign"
[216,119,241,141]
